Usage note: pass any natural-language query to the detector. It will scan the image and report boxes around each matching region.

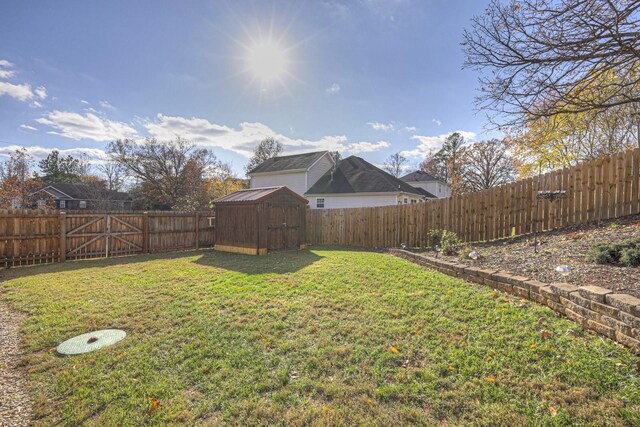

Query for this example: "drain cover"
[56,329,126,356]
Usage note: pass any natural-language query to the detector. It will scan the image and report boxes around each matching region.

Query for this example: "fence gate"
[63,213,145,260]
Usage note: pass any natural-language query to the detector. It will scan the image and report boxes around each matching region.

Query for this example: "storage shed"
[213,186,308,255]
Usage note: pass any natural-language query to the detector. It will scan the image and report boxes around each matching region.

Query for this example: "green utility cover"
[56,329,126,356]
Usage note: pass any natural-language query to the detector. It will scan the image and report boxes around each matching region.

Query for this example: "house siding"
[250,172,307,196]
[306,154,334,192]
[307,193,422,209]
[405,181,451,198]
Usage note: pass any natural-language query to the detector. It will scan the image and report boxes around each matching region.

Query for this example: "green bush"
[587,237,640,267]
[427,229,462,255]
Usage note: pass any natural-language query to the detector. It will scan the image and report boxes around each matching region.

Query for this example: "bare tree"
[460,139,517,192]
[463,0,640,127]
[419,149,448,182]
[108,137,219,210]
[245,137,283,175]
[383,152,408,177]
[97,159,126,192]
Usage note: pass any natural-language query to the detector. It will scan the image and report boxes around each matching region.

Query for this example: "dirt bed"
[420,214,640,299]
[0,301,31,426]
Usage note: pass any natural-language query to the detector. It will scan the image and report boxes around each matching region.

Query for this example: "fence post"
[195,212,200,250]
[142,211,149,253]
[59,211,66,262]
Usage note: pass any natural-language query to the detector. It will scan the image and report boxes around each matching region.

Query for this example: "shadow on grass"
[193,248,324,274]
[0,248,326,280]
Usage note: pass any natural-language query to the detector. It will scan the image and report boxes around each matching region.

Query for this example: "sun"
[245,40,289,84]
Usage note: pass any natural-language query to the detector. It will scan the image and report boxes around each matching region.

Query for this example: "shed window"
[59,200,66,208]
[316,198,325,208]
[79,201,87,209]
[404,198,408,204]
[411,199,417,204]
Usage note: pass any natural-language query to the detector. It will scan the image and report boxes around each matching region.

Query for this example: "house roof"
[41,183,132,201]
[305,156,424,196]
[248,151,329,174]
[400,170,442,183]
[213,186,308,204]
[413,187,437,198]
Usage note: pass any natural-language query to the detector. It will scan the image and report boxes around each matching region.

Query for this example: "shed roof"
[413,187,437,198]
[213,186,308,205]
[305,156,424,196]
[247,151,329,174]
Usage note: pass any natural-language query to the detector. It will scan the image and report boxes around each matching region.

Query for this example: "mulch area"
[420,214,640,299]
[0,301,32,426]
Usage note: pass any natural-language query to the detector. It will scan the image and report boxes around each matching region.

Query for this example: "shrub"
[427,229,462,255]
[587,244,617,265]
[620,246,640,267]
[587,237,640,267]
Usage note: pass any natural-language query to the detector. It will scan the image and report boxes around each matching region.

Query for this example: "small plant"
[427,229,462,255]
[587,237,640,267]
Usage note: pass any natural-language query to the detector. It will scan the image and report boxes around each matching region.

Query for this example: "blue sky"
[0,0,495,175]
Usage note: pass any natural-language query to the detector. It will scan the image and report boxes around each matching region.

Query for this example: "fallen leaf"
[530,344,537,349]
[539,329,553,338]
[146,398,160,417]
[485,376,496,383]
[389,346,399,354]
[62,370,69,376]
[449,366,456,371]
[322,406,331,412]
[549,406,557,417]
[491,350,497,355]
[486,356,493,362]
[391,312,400,318]
[72,364,78,370]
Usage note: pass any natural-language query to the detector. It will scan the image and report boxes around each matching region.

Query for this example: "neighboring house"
[34,183,133,210]
[305,156,428,209]
[400,170,451,198]
[248,151,334,196]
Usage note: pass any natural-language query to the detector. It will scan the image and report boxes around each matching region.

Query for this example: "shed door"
[266,203,302,251]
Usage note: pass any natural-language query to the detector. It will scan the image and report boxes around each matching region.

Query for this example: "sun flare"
[245,40,289,84]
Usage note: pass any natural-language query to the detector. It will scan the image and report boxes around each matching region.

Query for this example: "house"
[400,170,451,198]
[248,151,334,196]
[35,183,133,210]
[305,156,428,209]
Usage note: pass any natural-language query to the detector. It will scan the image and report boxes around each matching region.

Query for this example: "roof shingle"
[248,151,329,174]
[305,156,424,196]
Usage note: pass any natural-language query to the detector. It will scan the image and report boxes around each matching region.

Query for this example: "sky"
[0,0,496,176]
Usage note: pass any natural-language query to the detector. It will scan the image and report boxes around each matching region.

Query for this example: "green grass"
[1,248,639,426]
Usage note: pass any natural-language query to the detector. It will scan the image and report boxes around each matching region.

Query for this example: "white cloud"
[401,130,477,159]
[35,86,47,99]
[432,118,442,126]
[0,145,107,162]
[0,69,15,79]
[0,81,36,102]
[99,100,116,110]
[19,124,38,131]
[80,99,90,105]
[0,61,46,106]
[403,126,417,132]
[325,83,341,94]
[145,114,350,157]
[367,121,395,132]
[347,140,390,154]
[35,110,139,142]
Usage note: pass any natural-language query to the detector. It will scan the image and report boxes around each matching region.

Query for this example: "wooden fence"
[307,147,640,248]
[0,210,216,267]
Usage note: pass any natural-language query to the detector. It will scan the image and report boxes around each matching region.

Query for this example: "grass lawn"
[1,248,639,426]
